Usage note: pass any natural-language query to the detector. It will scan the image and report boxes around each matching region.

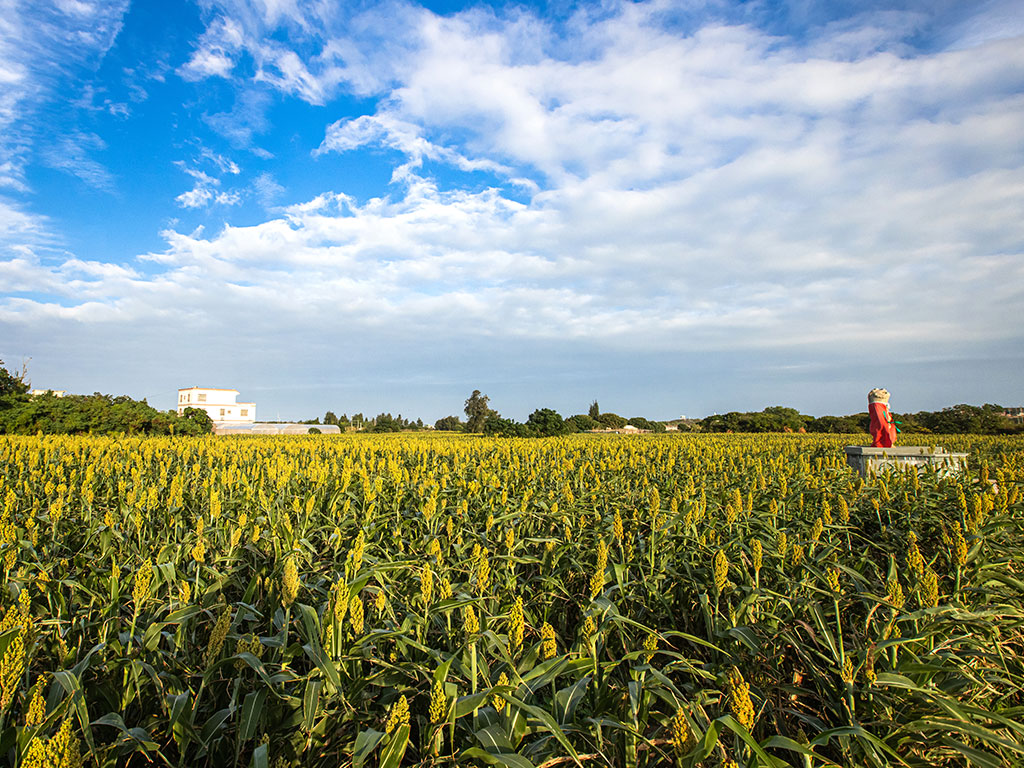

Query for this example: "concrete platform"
[844,445,968,477]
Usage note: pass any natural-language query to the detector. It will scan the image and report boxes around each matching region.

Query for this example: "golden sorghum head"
[428,679,447,723]
[349,595,364,635]
[475,548,490,597]
[841,656,855,684]
[826,567,841,595]
[792,545,805,567]
[492,672,509,713]
[350,530,366,575]
[751,540,763,573]
[49,717,83,768]
[1,632,26,709]
[375,589,387,615]
[281,555,300,608]
[837,497,850,525]
[384,695,409,734]
[191,537,206,564]
[505,526,515,551]
[509,597,524,656]
[712,549,729,594]
[178,581,192,605]
[810,516,823,543]
[670,707,694,753]
[462,604,479,637]
[612,510,624,540]
[906,533,924,578]
[205,605,232,667]
[725,500,738,526]
[590,539,608,599]
[643,632,657,663]
[234,634,263,670]
[582,615,597,641]
[725,667,755,731]
[24,683,45,727]
[420,564,434,607]
[776,530,788,558]
[427,537,442,563]
[540,622,557,660]
[332,582,349,625]
[438,577,452,601]
[886,576,905,609]
[952,521,968,569]
[133,558,153,605]
[22,738,48,768]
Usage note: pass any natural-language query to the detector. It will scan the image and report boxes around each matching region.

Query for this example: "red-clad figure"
[868,388,897,448]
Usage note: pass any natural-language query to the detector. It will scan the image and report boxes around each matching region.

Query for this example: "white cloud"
[253,171,284,207]
[0,0,129,230]
[40,131,114,189]
[178,16,245,81]
[175,185,213,209]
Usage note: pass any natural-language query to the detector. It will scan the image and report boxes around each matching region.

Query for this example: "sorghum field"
[1,434,1022,768]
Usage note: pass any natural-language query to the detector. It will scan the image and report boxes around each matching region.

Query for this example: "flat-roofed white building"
[177,387,255,425]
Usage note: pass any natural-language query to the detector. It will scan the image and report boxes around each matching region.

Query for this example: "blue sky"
[1,0,1022,422]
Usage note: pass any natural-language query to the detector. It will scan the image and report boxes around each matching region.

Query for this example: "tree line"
[0,361,213,436]
[3,361,1019,437]
[699,404,1023,435]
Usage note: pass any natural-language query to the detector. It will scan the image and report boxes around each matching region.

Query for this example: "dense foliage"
[700,404,1022,435]
[0,392,212,436]
[0,432,1021,768]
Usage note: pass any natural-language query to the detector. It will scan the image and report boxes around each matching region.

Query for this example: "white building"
[177,387,255,425]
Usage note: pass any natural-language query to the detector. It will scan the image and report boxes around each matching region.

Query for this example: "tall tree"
[464,390,492,433]
[588,400,600,419]
[0,359,29,399]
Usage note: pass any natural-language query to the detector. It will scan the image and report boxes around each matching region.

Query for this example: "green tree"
[370,413,402,432]
[595,412,627,429]
[324,411,338,426]
[464,390,493,433]
[0,359,29,402]
[482,414,525,437]
[435,415,463,432]
[178,407,214,435]
[566,414,599,432]
[526,408,569,437]
[588,400,600,419]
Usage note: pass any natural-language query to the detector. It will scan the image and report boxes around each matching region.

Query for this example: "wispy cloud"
[41,131,114,189]
[173,161,241,209]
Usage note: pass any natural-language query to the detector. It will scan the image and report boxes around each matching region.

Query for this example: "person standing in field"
[868,388,897,447]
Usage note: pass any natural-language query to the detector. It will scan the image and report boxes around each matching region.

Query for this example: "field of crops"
[0,433,1022,768]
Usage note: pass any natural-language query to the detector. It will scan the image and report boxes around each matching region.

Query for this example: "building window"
[220,408,225,417]
[241,409,248,417]
[198,393,207,402]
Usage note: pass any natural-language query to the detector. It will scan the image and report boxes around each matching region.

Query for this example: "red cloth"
[869,402,897,447]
